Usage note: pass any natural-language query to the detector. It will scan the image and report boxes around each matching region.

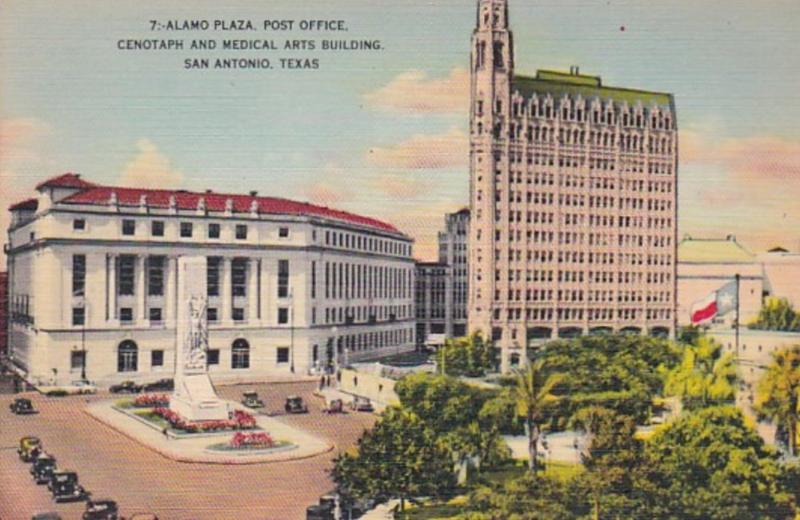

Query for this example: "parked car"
[82,499,119,520]
[350,396,374,413]
[18,436,42,462]
[306,504,334,520]
[143,378,173,392]
[10,397,38,415]
[284,395,309,414]
[126,513,159,520]
[50,471,88,503]
[109,381,142,394]
[31,454,57,484]
[323,399,344,414]
[241,391,265,409]
[71,380,98,395]
[31,513,62,520]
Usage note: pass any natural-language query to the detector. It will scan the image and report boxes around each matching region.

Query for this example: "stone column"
[136,255,147,324]
[248,258,259,323]
[221,257,232,324]
[107,254,117,322]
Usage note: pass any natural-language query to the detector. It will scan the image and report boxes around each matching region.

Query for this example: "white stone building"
[437,209,470,338]
[6,173,416,386]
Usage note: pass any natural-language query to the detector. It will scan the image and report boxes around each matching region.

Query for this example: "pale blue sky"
[2,0,799,259]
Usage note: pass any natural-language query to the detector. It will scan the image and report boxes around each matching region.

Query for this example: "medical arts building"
[5,174,415,386]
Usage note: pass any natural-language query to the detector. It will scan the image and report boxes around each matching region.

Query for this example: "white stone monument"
[170,257,230,421]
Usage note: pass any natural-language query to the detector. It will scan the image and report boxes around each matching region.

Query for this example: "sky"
[1,0,799,262]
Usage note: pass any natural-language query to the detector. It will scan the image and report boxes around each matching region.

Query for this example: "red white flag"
[690,280,738,325]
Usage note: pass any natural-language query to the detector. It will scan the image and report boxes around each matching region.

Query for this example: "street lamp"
[331,326,339,371]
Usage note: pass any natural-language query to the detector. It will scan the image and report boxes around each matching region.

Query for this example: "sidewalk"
[85,399,332,464]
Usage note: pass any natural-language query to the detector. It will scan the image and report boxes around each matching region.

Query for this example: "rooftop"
[14,174,402,235]
[678,236,757,264]
[513,69,674,108]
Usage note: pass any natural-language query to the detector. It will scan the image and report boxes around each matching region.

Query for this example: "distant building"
[469,0,678,370]
[6,173,416,386]
[437,209,470,337]
[0,271,7,356]
[759,248,800,308]
[415,262,452,348]
[677,236,763,326]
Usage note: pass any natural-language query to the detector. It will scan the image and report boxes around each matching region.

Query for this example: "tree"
[330,406,456,512]
[437,333,498,377]
[512,359,563,474]
[750,297,800,332]
[665,336,737,410]
[756,345,800,456]
[641,406,794,519]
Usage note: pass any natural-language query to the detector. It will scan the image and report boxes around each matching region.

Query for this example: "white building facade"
[437,209,470,338]
[6,174,416,386]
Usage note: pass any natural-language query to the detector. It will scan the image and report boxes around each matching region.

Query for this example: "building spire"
[476,0,509,31]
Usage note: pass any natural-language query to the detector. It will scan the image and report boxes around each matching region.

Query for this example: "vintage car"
[31,454,57,484]
[18,436,42,462]
[71,380,98,395]
[350,396,374,413]
[241,391,265,409]
[126,513,159,520]
[306,504,335,520]
[10,397,38,415]
[284,395,309,414]
[323,399,344,414]
[50,471,88,502]
[31,513,63,520]
[143,378,173,392]
[81,499,119,520]
[109,381,143,394]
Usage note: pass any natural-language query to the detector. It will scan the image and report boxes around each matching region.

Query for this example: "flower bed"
[133,394,170,408]
[151,407,257,433]
[231,432,275,449]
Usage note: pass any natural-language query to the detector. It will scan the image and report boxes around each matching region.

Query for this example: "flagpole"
[734,273,740,360]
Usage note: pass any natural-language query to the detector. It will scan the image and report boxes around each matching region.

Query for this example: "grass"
[115,399,135,409]
[206,440,293,452]
[133,409,170,429]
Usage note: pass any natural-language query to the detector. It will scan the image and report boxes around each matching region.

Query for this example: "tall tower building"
[468,0,678,371]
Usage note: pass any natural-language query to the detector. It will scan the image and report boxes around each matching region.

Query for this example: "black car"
[285,395,309,414]
[82,499,119,520]
[10,397,38,415]
[109,381,143,394]
[50,471,88,503]
[31,454,57,484]
[143,378,173,392]
[31,513,62,520]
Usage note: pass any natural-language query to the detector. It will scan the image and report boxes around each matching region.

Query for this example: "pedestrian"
[320,375,326,390]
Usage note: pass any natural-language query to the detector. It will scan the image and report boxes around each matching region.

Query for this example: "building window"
[207,307,218,322]
[231,258,247,297]
[117,340,138,372]
[207,349,220,366]
[122,219,135,236]
[73,219,86,231]
[151,220,165,237]
[235,224,248,240]
[149,308,162,322]
[232,339,250,369]
[180,222,193,238]
[70,351,85,372]
[151,350,164,368]
[147,256,165,296]
[72,255,86,297]
[279,227,289,238]
[278,259,289,298]
[207,257,221,297]
[312,344,318,363]
[118,255,136,295]
[277,347,289,364]
[232,307,245,322]
[278,307,289,324]
[120,308,134,322]
[311,261,316,299]
[208,223,220,239]
[72,307,85,326]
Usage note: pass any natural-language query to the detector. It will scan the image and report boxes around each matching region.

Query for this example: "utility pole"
[734,273,741,361]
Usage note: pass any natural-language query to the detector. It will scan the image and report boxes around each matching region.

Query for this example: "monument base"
[170,373,230,422]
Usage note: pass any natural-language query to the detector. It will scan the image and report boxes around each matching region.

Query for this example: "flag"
[690,279,738,325]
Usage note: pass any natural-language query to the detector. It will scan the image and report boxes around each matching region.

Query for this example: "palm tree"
[665,336,737,410]
[756,345,800,456]
[512,359,563,474]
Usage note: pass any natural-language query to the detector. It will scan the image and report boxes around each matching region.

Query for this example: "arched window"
[117,340,138,373]
[231,339,250,369]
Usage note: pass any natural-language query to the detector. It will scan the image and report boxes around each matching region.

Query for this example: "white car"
[70,380,97,395]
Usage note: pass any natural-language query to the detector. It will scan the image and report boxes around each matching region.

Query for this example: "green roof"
[678,238,756,264]
[513,70,673,108]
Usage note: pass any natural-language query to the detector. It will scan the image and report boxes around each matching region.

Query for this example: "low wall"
[338,368,399,408]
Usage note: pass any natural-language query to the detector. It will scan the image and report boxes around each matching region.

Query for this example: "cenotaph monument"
[170,256,230,421]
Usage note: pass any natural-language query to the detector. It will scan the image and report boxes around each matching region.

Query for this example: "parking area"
[0,381,376,520]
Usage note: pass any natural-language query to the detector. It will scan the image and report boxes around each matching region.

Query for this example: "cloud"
[118,139,184,189]
[363,68,469,114]
[371,173,430,198]
[366,127,468,170]
[0,117,51,163]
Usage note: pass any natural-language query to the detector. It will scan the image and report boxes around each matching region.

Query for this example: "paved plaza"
[0,381,376,520]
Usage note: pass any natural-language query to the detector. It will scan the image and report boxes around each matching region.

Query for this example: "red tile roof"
[35,173,97,191]
[61,186,400,233]
[8,198,38,211]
